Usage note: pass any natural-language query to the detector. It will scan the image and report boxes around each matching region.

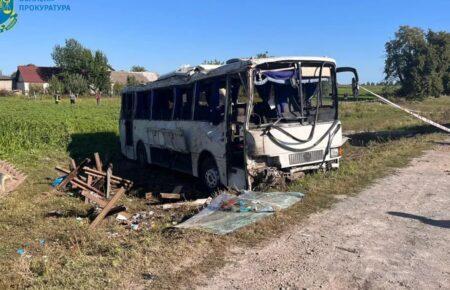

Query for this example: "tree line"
[384,26,449,99]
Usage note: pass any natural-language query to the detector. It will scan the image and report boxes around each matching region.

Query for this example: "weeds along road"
[200,140,450,289]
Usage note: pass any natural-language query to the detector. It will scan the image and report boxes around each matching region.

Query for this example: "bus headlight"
[330,147,341,158]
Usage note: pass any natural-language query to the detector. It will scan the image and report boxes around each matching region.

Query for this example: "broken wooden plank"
[161,198,211,210]
[84,175,93,204]
[159,193,181,200]
[72,178,105,196]
[82,167,132,185]
[89,187,126,229]
[106,165,112,199]
[94,153,103,172]
[70,158,77,171]
[54,158,90,192]
[80,190,107,207]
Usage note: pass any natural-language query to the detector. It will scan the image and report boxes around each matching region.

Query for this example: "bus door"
[225,74,248,189]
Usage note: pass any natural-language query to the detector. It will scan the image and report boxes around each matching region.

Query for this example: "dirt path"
[201,141,450,289]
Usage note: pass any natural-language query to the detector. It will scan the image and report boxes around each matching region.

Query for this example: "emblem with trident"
[1,0,13,15]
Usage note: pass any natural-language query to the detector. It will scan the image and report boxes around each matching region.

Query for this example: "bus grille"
[289,150,324,165]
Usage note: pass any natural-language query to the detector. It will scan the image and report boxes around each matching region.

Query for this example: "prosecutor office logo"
[0,0,17,33]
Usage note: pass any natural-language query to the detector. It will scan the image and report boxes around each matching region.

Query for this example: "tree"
[131,65,146,72]
[202,59,224,65]
[384,26,450,99]
[48,75,64,95]
[64,74,89,96]
[52,39,111,94]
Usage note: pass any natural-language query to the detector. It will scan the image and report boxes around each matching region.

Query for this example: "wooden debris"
[161,198,211,210]
[53,152,133,228]
[94,152,103,172]
[0,160,27,196]
[54,158,90,192]
[90,187,126,229]
[159,193,181,200]
[106,164,112,199]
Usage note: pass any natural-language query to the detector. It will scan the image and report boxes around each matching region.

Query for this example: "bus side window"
[135,90,151,119]
[121,93,133,120]
[194,77,226,124]
[152,88,174,121]
[173,85,193,120]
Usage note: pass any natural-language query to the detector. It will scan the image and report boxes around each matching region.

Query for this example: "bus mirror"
[337,67,359,98]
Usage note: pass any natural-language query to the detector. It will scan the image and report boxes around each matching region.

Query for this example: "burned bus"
[120,57,358,191]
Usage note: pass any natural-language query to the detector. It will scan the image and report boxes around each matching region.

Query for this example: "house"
[110,70,158,94]
[13,65,61,94]
[0,74,13,91]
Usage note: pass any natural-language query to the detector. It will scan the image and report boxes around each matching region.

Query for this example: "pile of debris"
[53,153,133,229]
[0,160,27,197]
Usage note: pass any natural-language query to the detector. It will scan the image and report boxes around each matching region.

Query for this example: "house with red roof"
[13,64,61,94]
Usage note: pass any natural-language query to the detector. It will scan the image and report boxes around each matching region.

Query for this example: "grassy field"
[0,95,449,289]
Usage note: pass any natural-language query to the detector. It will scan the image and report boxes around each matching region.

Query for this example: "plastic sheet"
[176,191,304,234]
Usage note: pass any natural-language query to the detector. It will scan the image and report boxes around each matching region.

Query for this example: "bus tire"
[200,157,220,192]
[136,142,147,167]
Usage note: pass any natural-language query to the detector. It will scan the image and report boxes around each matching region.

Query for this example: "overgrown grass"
[0,95,448,289]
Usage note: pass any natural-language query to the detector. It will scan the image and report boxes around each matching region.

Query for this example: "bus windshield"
[251,62,337,125]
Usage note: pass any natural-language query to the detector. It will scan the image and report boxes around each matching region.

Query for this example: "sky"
[0,0,449,83]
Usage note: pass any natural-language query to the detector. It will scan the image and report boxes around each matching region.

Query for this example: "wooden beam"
[81,190,107,207]
[105,165,112,199]
[84,175,93,204]
[54,158,90,192]
[72,178,104,196]
[89,187,126,229]
[160,193,181,200]
[94,153,103,172]
[70,158,77,171]
[82,167,132,185]
[161,198,210,210]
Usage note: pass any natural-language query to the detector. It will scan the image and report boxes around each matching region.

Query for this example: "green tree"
[48,75,64,95]
[52,39,111,93]
[64,74,89,96]
[131,65,146,72]
[384,26,450,99]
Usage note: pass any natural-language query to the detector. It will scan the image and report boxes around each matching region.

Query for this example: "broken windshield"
[251,62,337,125]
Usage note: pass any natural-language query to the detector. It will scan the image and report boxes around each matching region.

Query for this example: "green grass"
[0,95,449,289]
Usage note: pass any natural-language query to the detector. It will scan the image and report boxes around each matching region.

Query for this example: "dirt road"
[201,141,450,289]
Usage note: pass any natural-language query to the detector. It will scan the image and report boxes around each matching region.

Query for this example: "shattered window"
[121,93,134,119]
[135,90,151,119]
[173,85,194,120]
[194,77,226,124]
[152,88,174,121]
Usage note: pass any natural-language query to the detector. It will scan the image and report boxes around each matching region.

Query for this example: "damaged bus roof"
[124,56,336,92]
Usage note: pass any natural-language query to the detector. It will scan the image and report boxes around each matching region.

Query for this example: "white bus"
[120,57,358,191]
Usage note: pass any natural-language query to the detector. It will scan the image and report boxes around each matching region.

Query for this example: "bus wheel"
[136,142,147,167]
[200,157,220,192]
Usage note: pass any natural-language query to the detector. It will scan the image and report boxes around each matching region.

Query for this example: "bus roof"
[124,56,336,93]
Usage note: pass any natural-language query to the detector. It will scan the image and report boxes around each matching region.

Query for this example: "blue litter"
[39,239,45,246]
[52,176,66,187]
[17,249,25,256]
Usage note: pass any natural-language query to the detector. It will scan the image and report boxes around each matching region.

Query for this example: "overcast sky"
[1,0,449,82]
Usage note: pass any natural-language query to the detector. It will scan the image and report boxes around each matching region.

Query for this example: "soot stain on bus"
[119,57,359,192]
